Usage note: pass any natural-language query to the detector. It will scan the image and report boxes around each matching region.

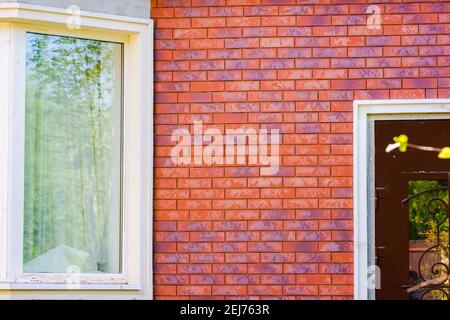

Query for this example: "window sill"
[0,283,142,291]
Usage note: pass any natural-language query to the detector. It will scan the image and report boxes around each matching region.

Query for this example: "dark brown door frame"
[375,120,450,300]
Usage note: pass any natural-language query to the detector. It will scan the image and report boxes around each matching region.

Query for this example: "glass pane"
[408,180,449,300]
[23,33,123,274]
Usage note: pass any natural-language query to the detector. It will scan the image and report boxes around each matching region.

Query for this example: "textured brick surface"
[151,0,450,300]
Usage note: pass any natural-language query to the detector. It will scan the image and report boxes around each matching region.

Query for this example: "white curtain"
[23,33,122,274]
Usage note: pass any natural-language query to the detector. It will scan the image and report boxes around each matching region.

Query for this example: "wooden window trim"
[0,3,153,299]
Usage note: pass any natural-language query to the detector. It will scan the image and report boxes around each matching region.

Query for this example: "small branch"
[406,275,450,294]
[386,135,450,159]
[407,143,442,153]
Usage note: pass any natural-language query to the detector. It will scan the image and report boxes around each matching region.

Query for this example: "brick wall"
[151,0,450,299]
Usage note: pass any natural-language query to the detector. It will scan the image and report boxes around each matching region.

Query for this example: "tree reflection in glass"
[23,33,123,274]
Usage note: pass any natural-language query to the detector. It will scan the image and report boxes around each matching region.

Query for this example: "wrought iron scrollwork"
[403,188,450,300]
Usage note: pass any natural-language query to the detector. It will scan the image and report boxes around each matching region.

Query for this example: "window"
[24,33,123,275]
[0,4,153,299]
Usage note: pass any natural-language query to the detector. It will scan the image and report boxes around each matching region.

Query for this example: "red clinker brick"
[225,38,259,49]
[277,26,312,37]
[191,0,225,6]
[260,37,294,48]
[332,252,354,263]
[402,35,436,46]
[367,79,401,90]
[330,102,352,112]
[213,221,247,231]
[225,188,260,199]
[296,79,329,90]
[283,91,318,102]
[297,15,330,26]
[297,275,331,285]
[319,285,353,296]
[248,285,283,296]
[279,69,312,79]
[212,285,247,296]
[248,242,282,253]
[225,60,259,70]
[332,274,353,285]
[225,209,259,220]
[225,253,260,263]
[226,231,260,242]
[314,69,347,79]
[213,199,247,210]
[208,70,241,81]
[243,48,277,59]
[248,91,283,102]
[390,89,426,99]
[178,285,212,296]
[297,37,330,47]
[261,102,295,112]
[421,3,450,13]
[313,48,347,58]
[192,17,225,28]
[226,275,260,285]
[277,47,311,58]
[384,25,418,35]
[312,26,347,37]
[213,263,247,274]
[213,92,247,102]
[297,231,331,242]
[331,80,365,90]
[152,8,174,18]
[315,5,348,15]
[296,188,331,199]
[155,285,177,296]
[283,263,318,274]
[243,27,277,37]
[175,7,208,17]
[227,17,261,27]
[243,70,277,80]
[261,275,295,285]
[191,39,225,49]
[284,242,318,253]
[261,59,294,69]
[332,15,365,25]
[225,81,259,92]
[155,275,189,285]
[244,5,277,16]
[157,18,190,29]
[386,3,420,13]
[209,6,243,17]
[190,274,224,285]
[249,199,283,210]
[208,28,242,39]
[403,78,437,89]
[261,231,295,242]
[260,188,295,199]
[367,57,400,68]
[284,285,318,296]
[279,5,313,16]
[173,28,207,39]
[262,16,296,26]
[191,81,225,92]
[209,49,241,59]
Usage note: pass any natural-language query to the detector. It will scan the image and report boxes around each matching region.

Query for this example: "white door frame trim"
[353,99,450,300]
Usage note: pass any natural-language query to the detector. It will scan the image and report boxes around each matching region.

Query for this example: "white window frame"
[0,3,153,299]
[353,99,450,300]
